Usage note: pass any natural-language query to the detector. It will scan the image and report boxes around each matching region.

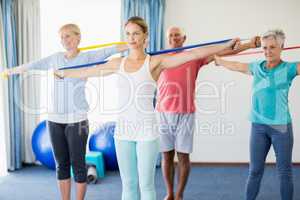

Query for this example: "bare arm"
[297,63,300,75]
[152,38,239,70]
[205,36,261,64]
[214,55,250,74]
[55,58,121,79]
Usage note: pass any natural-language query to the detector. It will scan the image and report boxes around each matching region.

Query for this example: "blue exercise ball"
[31,121,56,170]
[89,122,118,171]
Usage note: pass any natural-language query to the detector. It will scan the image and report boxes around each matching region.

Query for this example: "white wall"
[40,0,121,131]
[165,0,300,162]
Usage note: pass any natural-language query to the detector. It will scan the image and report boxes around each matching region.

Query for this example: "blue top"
[25,47,117,123]
[248,60,298,125]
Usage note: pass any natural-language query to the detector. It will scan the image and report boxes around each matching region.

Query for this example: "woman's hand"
[0,70,9,79]
[54,70,64,79]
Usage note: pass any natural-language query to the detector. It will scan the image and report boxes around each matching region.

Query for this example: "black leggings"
[47,120,89,183]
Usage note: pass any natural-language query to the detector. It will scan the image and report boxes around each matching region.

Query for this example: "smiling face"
[125,22,147,49]
[261,36,282,64]
[59,26,81,51]
[124,17,148,50]
[167,27,186,48]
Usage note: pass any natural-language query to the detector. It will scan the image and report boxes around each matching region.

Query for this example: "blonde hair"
[59,24,81,36]
[125,16,148,34]
[262,29,285,47]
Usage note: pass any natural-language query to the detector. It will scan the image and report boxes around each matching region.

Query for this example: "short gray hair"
[262,29,286,47]
[166,26,186,37]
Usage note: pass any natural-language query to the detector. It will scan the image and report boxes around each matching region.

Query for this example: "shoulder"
[280,61,298,71]
[47,52,63,59]
[150,54,166,62]
[247,60,264,75]
[105,57,122,69]
[250,60,265,66]
[109,57,123,63]
[282,61,298,66]
[149,54,164,68]
[249,60,265,69]
[282,61,299,76]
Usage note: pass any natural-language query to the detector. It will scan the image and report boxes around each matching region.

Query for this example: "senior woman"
[215,29,299,200]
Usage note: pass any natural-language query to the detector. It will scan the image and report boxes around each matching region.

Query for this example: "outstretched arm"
[205,36,261,64]
[214,55,250,74]
[87,44,128,63]
[153,38,239,70]
[1,54,56,77]
[54,58,121,79]
[2,65,27,76]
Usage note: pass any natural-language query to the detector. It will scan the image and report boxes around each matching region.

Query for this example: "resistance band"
[229,45,300,57]
[60,38,233,70]
[79,41,127,51]
[2,41,300,74]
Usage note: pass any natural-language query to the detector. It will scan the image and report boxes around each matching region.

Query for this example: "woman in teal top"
[215,29,299,200]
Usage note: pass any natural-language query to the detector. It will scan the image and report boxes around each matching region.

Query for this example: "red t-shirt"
[156,58,206,113]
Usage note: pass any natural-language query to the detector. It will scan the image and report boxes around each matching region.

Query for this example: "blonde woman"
[55,17,239,200]
[2,24,127,200]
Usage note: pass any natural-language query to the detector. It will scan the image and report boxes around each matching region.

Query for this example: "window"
[40,0,121,128]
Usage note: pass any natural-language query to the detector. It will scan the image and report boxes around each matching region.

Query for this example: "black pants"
[48,120,89,183]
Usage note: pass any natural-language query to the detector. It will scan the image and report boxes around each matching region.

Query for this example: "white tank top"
[114,55,158,141]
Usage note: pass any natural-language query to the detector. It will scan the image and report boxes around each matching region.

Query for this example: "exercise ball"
[89,122,118,171]
[31,121,55,170]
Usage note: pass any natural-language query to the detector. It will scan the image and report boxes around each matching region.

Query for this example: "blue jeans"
[115,138,160,200]
[246,123,294,200]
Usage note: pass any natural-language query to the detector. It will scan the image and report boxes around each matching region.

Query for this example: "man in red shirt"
[156,26,260,200]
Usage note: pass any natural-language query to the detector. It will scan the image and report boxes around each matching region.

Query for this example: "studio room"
[0,0,299,199]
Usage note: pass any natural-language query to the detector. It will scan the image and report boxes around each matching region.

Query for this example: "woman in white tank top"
[56,16,238,200]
